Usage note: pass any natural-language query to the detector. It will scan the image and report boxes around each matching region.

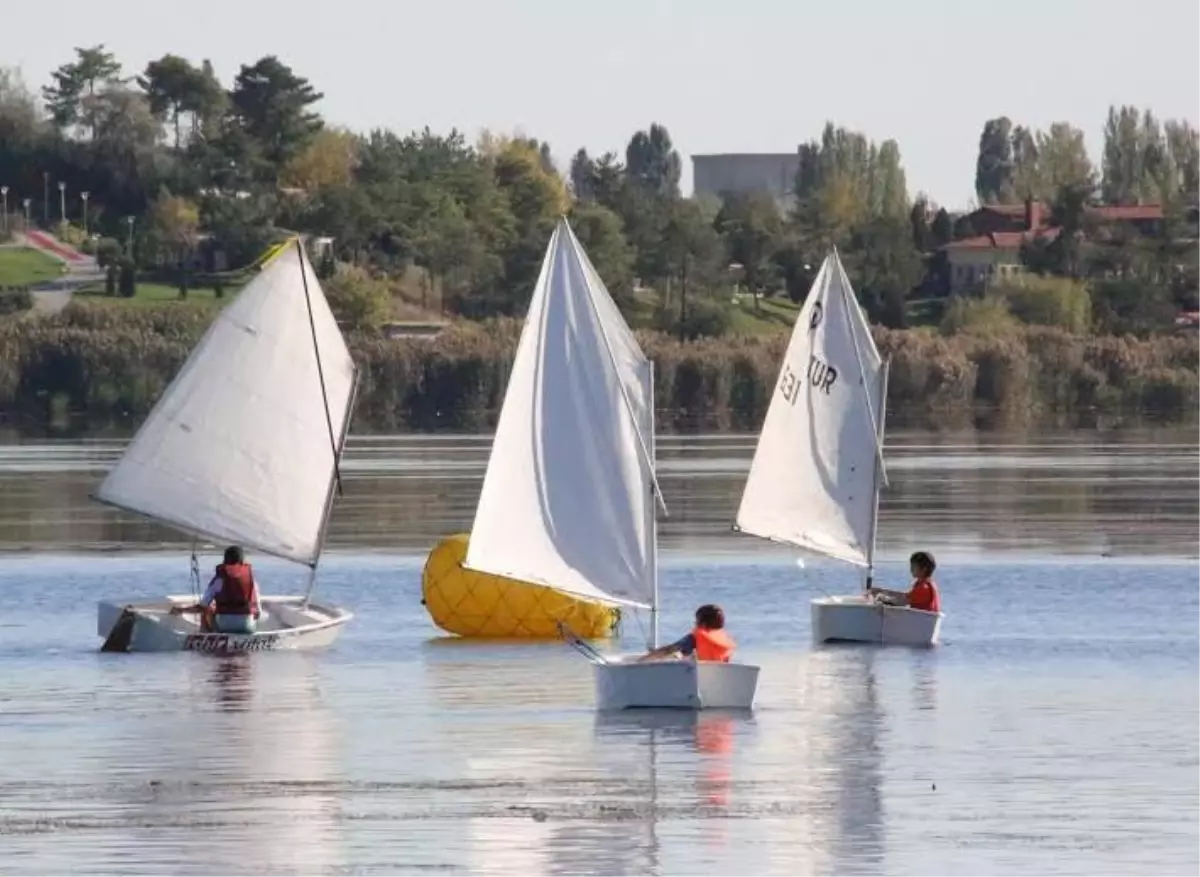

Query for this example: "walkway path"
[13,231,105,314]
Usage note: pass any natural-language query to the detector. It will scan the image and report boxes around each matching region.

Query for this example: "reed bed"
[1,303,1195,432]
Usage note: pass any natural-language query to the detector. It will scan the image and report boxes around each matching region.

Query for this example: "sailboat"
[463,217,760,709]
[94,239,358,653]
[735,250,942,647]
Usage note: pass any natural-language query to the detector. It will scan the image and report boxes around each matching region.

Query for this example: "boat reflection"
[584,708,754,875]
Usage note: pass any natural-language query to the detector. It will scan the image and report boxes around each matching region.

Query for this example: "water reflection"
[585,709,755,876]
[210,655,254,713]
[0,430,1195,558]
[791,649,886,875]
[421,639,593,710]
[110,655,346,875]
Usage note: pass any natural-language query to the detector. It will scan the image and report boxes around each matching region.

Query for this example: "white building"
[691,153,800,211]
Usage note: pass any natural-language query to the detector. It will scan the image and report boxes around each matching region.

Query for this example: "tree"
[324,263,391,330]
[1164,120,1200,205]
[872,139,909,220]
[909,198,931,252]
[975,116,1015,203]
[228,56,323,179]
[190,60,227,141]
[1036,123,1094,197]
[43,45,123,137]
[569,148,595,199]
[714,191,783,302]
[1138,109,1173,204]
[148,191,200,270]
[569,202,635,306]
[280,127,359,191]
[0,67,44,149]
[410,190,479,311]
[1102,105,1145,205]
[490,136,569,313]
[1021,182,1095,278]
[930,207,953,249]
[139,54,208,149]
[625,124,681,198]
[793,122,911,236]
[1010,124,1040,199]
[88,87,163,212]
[661,198,723,339]
[844,216,922,327]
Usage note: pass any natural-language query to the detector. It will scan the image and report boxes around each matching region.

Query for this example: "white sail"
[735,250,885,567]
[464,217,657,608]
[95,242,355,567]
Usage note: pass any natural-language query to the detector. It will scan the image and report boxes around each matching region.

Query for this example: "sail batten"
[735,251,885,568]
[94,243,355,567]
[464,218,656,607]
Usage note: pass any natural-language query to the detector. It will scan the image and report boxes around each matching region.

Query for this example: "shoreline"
[1,305,1197,432]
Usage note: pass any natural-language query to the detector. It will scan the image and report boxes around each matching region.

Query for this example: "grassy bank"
[0,248,64,287]
[0,302,1195,432]
[73,282,232,308]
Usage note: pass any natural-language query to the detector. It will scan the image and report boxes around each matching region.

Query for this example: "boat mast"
[863,358,890,591]
[304,368,358,606]
[829,252,890,590]
[648,362,659,650]
[302,367,357,607]
[834,253,888,486]
[562,219,665,638]
[295,235,353,606]
[297,237,344,502]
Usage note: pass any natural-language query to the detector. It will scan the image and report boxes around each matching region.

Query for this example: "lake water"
[0,429,1197,875]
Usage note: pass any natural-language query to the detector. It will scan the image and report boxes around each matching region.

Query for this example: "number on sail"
[779,364,799,404]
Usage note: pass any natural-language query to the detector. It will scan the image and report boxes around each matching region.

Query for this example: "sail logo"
[809,301,823,330]
[184,633,281,653]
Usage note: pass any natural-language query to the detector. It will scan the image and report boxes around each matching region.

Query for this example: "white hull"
[811,595,942,647]
[593,656,760,710]
[97,595,352,653]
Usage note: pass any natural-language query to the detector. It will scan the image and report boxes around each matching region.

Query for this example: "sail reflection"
[789,648,886,875]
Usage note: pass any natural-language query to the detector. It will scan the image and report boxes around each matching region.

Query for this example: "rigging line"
[296,237,343,497]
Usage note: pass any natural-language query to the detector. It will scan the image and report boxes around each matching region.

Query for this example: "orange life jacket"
[693,626,735,662]
[214,563,254,616]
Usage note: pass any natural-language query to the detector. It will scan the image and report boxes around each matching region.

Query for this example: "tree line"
[0,46,1197,337]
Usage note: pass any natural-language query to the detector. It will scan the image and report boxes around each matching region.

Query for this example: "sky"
[5,0,1198,209]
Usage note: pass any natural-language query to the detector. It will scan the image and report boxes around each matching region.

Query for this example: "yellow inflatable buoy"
[421,533,620,639]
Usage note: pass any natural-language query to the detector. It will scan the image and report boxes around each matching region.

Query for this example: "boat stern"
[96,596,352,653]
[811,595,942,647]
[593,657,759,710]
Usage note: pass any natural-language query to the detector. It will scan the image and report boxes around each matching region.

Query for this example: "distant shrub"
[324,264,391,331]
[998,276,1091,333]
[0,287,33,315]
[118,260,136,298]
[940,294,1019,335]
[95,238,122,269]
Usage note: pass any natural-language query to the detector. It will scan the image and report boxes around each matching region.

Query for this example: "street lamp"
[0,186,8,236]
[58,181,66,224]
[22,198,30,230]
[42,171,48,224]
[125,215,135,253]
[80,191,90,236]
